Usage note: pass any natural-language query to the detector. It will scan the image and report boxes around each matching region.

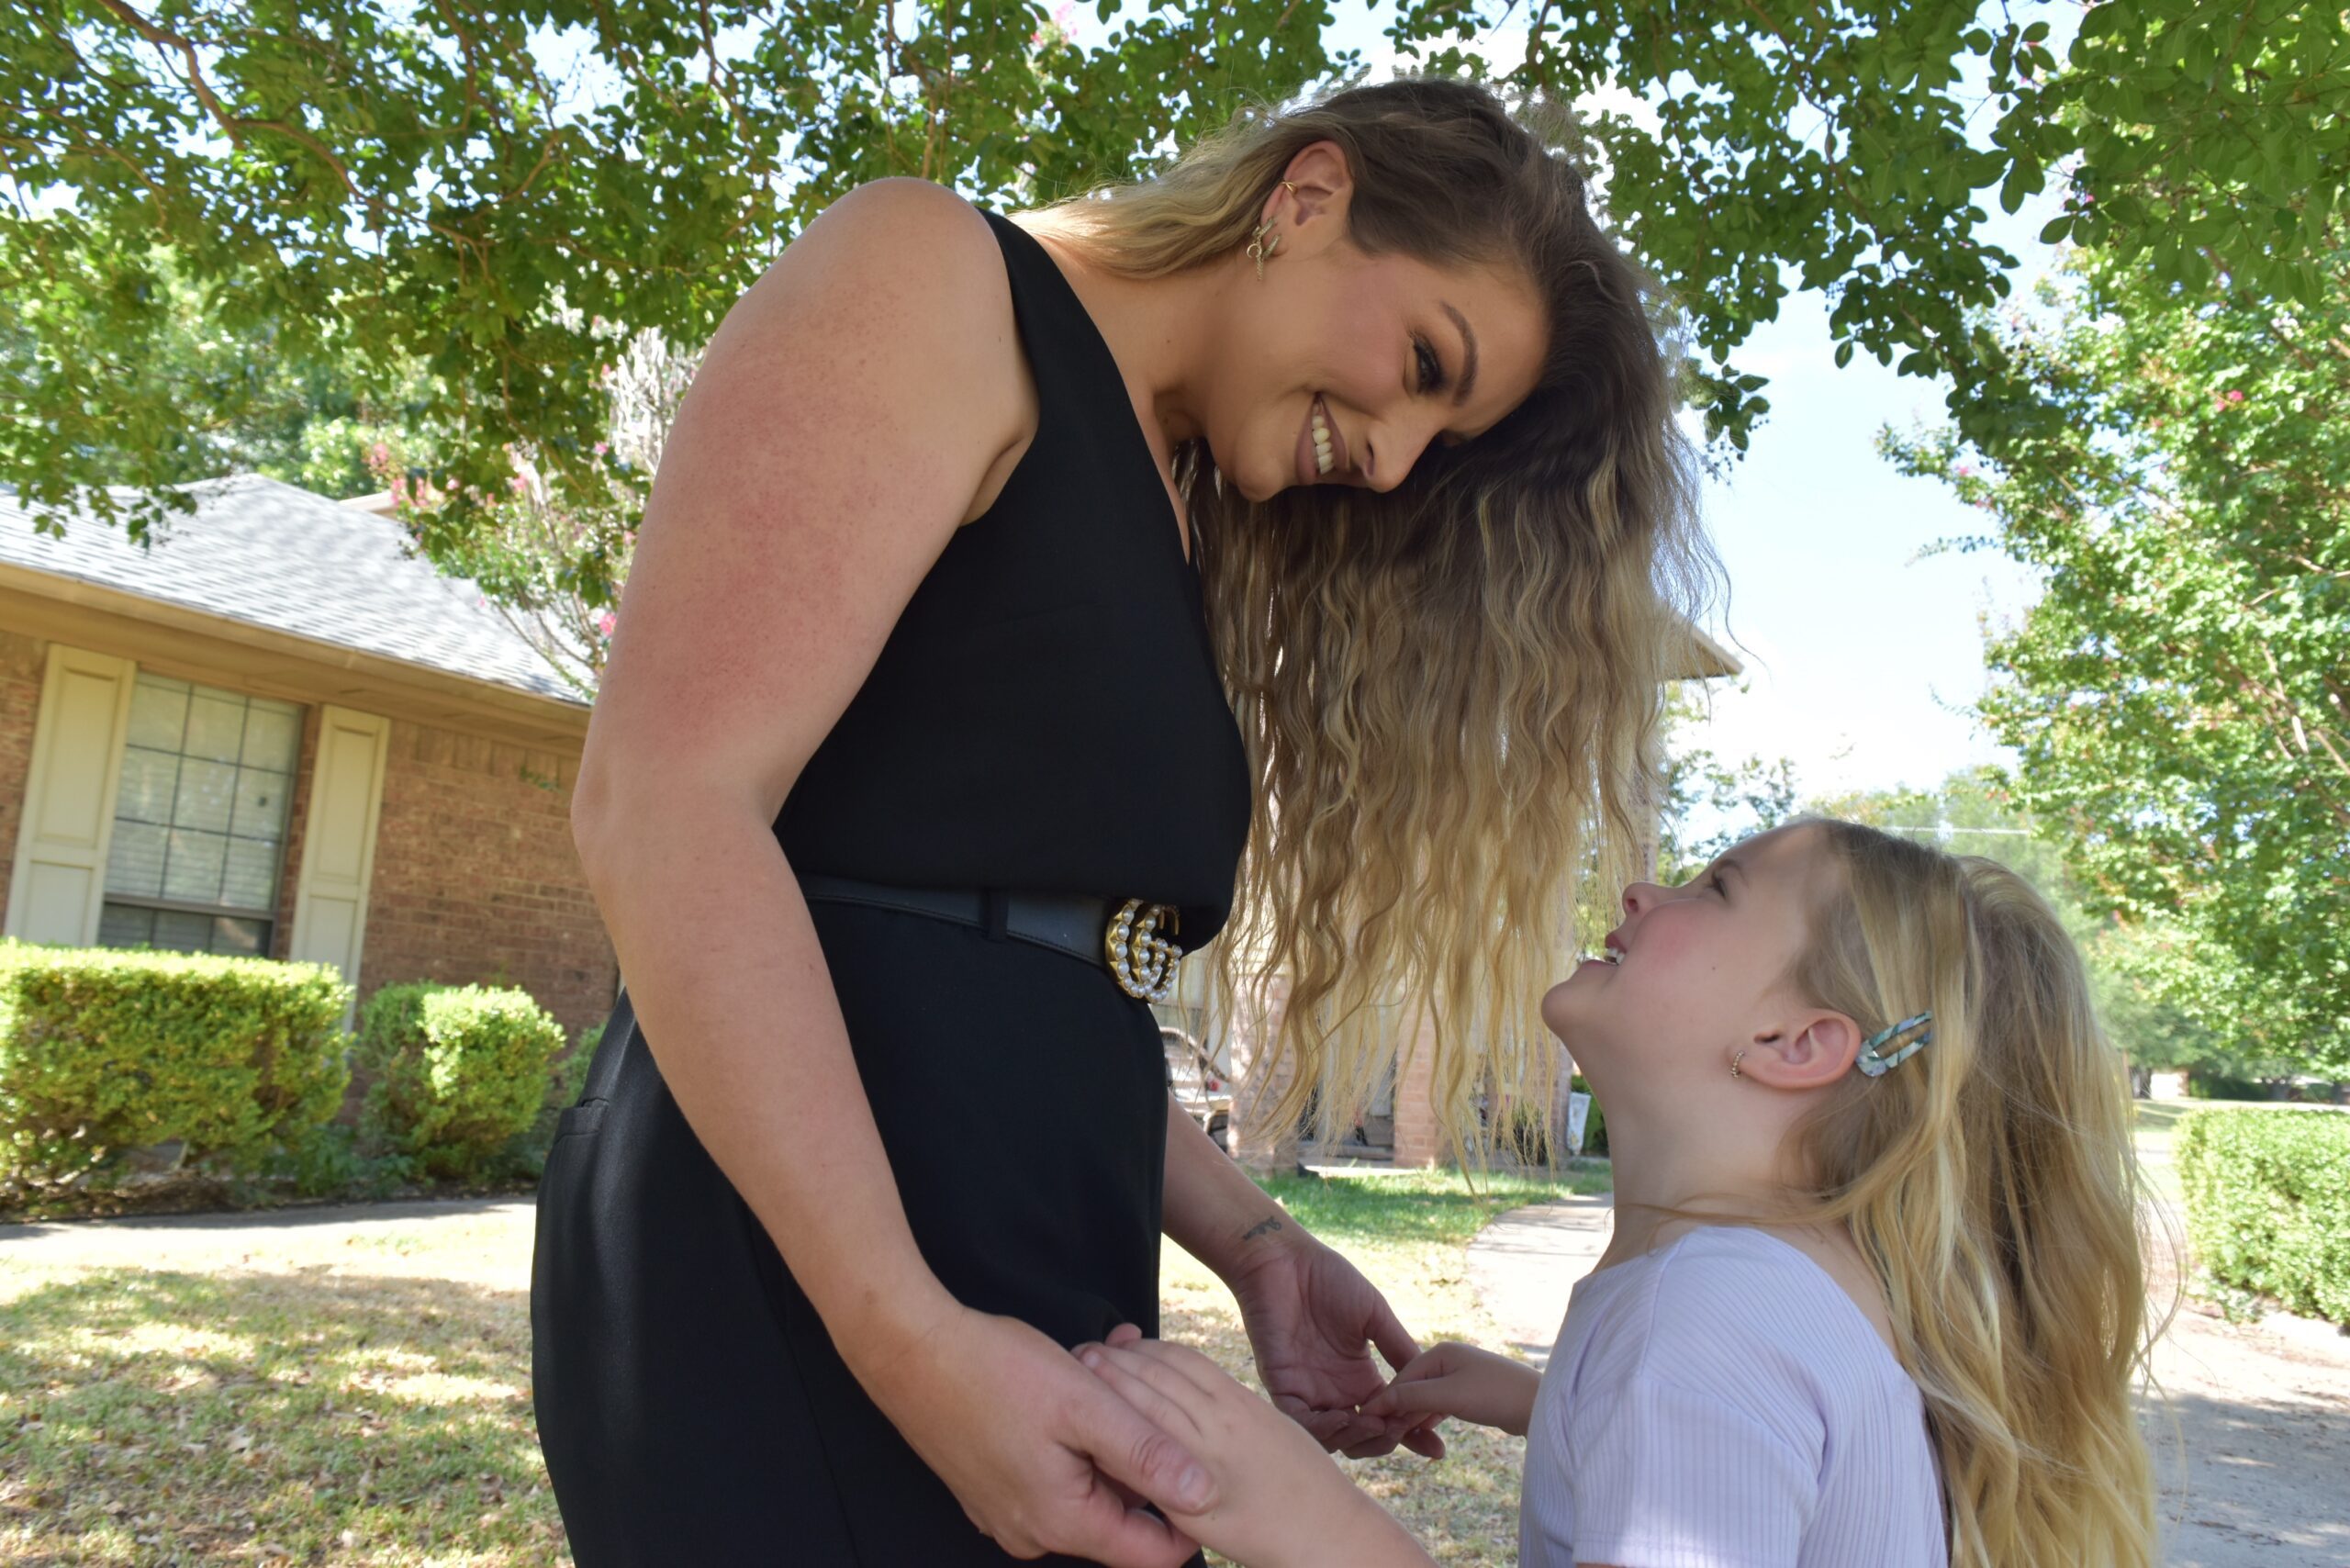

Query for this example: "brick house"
[0,476,616,1044]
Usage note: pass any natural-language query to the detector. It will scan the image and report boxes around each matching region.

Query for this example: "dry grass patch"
[0,1204,558,1566]
[1,1173,1601,1565]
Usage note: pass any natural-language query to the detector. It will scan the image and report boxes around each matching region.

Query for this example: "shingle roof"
[0,475,587,707]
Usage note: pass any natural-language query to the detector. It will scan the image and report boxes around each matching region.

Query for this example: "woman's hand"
[1227,1231,1447,1459]
[856,1304,1211,1567]
[1077,1337,1438,1568]
[1361,1341,1542,1439]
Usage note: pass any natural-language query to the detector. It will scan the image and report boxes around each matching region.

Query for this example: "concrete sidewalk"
[0,1193,535,1260]
[1462,1193,1612,1367]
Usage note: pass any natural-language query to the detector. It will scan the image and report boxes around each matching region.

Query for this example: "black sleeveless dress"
[530,212,1253,1565]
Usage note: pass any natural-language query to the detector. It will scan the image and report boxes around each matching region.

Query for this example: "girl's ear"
[1741,1012,1862,1091]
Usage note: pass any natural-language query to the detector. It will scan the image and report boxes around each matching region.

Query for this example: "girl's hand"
[857,1305,1208,1567]
[1361,1341,1542,1439]
[1076,1337,1437,1568]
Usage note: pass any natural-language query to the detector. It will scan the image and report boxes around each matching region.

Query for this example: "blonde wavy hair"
[1785,820,2161,1566]
[1022,76,1718,1144]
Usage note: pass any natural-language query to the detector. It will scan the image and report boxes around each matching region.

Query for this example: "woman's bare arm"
[569,179,1205,1567]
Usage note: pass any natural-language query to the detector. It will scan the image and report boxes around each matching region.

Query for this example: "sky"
[1677,280,2049,800]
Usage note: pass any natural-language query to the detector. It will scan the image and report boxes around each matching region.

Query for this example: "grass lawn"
[0,1167,1604,1566]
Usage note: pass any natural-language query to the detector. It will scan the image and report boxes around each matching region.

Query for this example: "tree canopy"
[1883,241,2350,1079]
[7,0,2346,568]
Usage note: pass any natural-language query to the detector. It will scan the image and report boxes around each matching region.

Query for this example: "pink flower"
[2226,389,2245,405]
[596,611,619,638]
[509,474,529,494]
[593,441,610,457]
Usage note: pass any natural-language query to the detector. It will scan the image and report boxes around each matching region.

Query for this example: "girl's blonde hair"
[1022,76,1718,1141]
[1789,819,2160,1567]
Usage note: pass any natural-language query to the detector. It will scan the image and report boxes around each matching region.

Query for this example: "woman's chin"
[1231,465,1281,504]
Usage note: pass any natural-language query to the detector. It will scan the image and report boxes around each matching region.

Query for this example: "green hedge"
[0,938,351,1186]
[354,982,567,1180]
[499,1011,605,1182]
[2176,1106,2350,1325]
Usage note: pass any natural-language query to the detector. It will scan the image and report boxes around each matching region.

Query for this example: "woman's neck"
[1020,222,1237,451]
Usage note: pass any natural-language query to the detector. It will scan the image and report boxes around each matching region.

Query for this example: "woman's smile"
[1294,393,1353,486]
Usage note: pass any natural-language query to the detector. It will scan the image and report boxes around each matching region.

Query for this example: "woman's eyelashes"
[1414,334,1448,395]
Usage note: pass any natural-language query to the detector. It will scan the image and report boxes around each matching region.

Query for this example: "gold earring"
[1248,183,1298,280]
[1248,222,1281,279]
[1730,1049,1748,1080]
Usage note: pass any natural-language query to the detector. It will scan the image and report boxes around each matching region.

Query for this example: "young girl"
[1079,818,2160,1567]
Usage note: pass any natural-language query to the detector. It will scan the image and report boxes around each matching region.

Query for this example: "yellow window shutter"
[288,705,391,1024]
[6,644,138,946]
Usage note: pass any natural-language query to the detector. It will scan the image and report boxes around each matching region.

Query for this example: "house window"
[97,674,303,958]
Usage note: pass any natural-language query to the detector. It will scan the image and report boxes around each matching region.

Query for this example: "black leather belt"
[796,874,1185,1002]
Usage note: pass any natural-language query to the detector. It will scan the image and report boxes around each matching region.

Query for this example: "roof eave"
[0,562,592,753]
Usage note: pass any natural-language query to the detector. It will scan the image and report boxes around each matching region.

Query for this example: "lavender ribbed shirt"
[1518,1226,1949,1568]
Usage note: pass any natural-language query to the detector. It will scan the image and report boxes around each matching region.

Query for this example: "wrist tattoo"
[1240,1215,1285,1241]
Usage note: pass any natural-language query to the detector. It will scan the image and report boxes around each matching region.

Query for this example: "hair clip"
[1855,1012,1933,1078]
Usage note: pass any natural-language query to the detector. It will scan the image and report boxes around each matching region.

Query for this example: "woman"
[532,76,1711,1567]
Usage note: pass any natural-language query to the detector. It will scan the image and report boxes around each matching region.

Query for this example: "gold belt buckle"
[1106,900,1182,1002]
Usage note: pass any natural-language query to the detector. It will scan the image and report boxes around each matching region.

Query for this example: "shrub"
[498,1010,607,1182]
[354,983,567,1181]
[256,1120,417,1203]
[2187,1068,2287,1101]
[1498,1102,1550,1166]
[0,938,350,1186]
[2176,1106,2350,1325]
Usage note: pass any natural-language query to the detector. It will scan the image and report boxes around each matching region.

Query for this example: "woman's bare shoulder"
[717,178,1030,517]
[788,177,1002,279]
[579,184,1035,810]
[748,180,1012,351]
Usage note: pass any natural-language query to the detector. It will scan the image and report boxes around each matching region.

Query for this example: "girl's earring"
[1729,1048,1749,1081]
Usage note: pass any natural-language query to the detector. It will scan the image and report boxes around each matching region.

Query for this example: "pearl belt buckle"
[1105,900,1182,1002]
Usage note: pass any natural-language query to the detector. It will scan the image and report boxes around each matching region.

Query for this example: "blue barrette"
[1855,1012,1933,1078]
